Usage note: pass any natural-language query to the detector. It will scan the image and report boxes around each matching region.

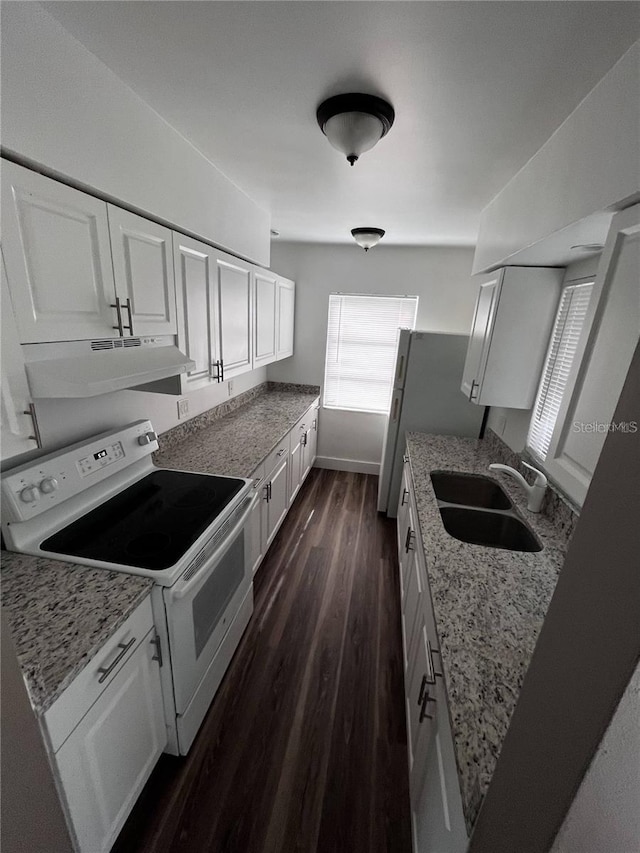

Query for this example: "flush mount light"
[351,227,385,252]
[317,93,395,166]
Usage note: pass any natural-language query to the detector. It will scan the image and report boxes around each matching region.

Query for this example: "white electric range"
[1,420,257,754]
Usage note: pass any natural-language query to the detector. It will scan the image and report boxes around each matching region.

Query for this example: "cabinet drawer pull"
[418,674,428,706]
[429,646,443,679]
[263,483,269,502]
[405,528,415,553]
[469,379,479,402]
[403,454,408,464]
[97,637,136,683]
[122,297,134,336]
[277,448,286,457]
[401,488,409,506]
[420,690,436,722]
[111,298,124,336]
[220,360,225,382]
[253,477,264,489]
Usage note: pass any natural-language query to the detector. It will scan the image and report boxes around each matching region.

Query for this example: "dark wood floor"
[113,468,411,853]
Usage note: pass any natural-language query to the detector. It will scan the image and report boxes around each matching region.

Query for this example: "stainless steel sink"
[438,507,542,552]
[430,471,512,510]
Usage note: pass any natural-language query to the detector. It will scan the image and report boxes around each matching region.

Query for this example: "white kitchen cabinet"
[46,598,166,853]
[215,253,253,379]
[254,270,278,367]
[265,455,289,548]
[1,160,118,343]
[107,206,177,336]
[461,266,562,409]
[289,435,304,503]
[173,233,219,393]
[1,253,41,461]
[276,277,295,360]
[398,470,469,853]
[300,405,319,481]
[248,464,266,576]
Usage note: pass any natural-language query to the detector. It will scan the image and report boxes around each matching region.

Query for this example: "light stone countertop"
[405,431,571,833]
[2,386,319,716]
[1,550,152,715]
[153,387,320,477]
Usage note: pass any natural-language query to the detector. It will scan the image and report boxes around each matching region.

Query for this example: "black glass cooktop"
[42,470,245,570]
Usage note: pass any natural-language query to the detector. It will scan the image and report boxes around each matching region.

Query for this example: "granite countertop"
[154,387,320,477]
[1,550,152,715]
[405,432,571,833]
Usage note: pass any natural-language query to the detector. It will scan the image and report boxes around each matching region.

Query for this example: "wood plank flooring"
[112,468,411,853]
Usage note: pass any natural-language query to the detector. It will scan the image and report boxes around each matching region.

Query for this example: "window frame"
[322,292,418,415]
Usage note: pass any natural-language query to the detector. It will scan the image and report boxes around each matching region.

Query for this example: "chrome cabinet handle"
[111,297,124,336]
[212,361,223,382]
[23,404,43,448]
[220,360,225,382]
[403,454,408,464]
[97,637,136,683]
[405,528,415,553]
[418,674,428,707]
[263,483,269,502]
[302,433,308,446]
[122,297,134,335]
[313,419,317,431]
[150,633,163,667]
[401,488,409,506]
[420,690,436,722]
[268,481,272,501]
[469,379,479,402]
[277,448,286,457]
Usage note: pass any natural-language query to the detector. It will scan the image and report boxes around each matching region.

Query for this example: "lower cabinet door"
[55,630,166,853]
[266,456,289,547]
[289,437,303,502]
[248,480,266,575]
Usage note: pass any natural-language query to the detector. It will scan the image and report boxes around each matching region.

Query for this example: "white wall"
[267,242,478,469]
[1,3,270,266]
[551,659,640,853]
[473,41,640,274]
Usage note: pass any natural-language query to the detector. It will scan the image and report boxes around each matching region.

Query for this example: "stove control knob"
[39,477,59,495]
[137,431,158,446]
[20,485,40,503]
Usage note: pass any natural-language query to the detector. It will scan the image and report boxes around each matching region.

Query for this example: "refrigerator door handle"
[391,396,400,421]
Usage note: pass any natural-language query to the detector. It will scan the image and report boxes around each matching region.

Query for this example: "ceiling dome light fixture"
[351,227,385,252]
[317,93,395,166]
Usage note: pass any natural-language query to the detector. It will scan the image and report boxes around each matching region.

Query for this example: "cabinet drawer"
[292,406,314,444]
[44,596,154,753]
[265,438,289,478]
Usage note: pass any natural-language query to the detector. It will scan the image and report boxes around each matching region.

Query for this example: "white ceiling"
[43,1,640,247]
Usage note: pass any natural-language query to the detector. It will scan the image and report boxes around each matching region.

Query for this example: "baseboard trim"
[314,456,380,476]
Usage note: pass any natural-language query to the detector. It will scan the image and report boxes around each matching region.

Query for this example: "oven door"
[162,493,255,715]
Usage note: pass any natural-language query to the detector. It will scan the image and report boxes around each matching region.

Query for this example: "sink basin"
[431,471,512,510]
[438,507,542,552]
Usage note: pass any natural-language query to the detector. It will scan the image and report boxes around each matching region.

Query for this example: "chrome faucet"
[488,462,548,512]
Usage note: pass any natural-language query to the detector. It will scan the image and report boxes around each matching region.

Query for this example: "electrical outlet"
[228,379,234,396]
[177,398,189,419]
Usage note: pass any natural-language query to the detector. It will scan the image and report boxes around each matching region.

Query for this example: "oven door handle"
[167,492,257,602]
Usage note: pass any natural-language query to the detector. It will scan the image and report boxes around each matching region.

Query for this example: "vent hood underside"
[24,341,195,398]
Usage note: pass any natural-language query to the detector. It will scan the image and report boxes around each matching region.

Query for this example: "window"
[527,281,594,461]
[323,293,418,413]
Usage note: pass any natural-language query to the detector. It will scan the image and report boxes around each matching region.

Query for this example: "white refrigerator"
[377,330,486,516]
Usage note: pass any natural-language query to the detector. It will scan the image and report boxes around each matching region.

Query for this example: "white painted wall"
[1,3,270,266]
[267,242,478,469]
[474,41,640,274]
[551,659,640,853]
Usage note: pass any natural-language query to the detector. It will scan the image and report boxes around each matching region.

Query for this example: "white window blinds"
[323,293,418,413]
[527,282,594,461]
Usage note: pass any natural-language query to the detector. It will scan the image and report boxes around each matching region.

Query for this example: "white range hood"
[23,336,195,398]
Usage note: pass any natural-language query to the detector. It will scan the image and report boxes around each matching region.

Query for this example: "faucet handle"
[522,461,548,488]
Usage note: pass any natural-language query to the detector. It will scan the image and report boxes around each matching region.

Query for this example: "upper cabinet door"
[107,206,176,336]
[253,271,278,367]
[460,271,503,402]
[215,254,253,378]
[276,278,295,360]
[1,160,118,343]
[173,234,218,392]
